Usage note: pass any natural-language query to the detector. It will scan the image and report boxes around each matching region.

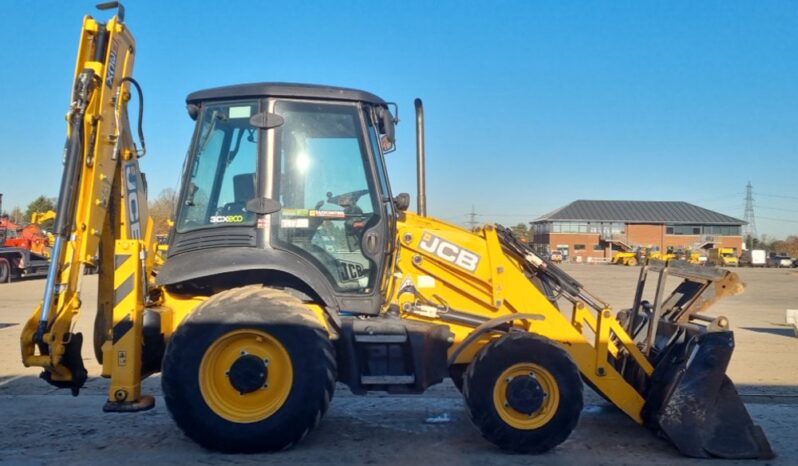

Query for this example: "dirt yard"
[1,264,796,465]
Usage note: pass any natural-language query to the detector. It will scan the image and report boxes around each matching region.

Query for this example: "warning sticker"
[281,218,309,228]
[229,105,252,119]
[282,208,310,217]
[417,275,436,288]
[310,210,346,218]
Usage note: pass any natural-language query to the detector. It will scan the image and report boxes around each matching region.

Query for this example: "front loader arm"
[20,4,153,399]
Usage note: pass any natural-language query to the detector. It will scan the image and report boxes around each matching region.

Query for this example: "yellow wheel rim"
[493,363,560,430]
[199,328,293,423]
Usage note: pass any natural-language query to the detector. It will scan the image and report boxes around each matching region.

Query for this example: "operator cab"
[159,83,399,315]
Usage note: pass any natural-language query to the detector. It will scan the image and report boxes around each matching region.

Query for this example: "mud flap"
[642,330,774,459]
[39,332,88,397]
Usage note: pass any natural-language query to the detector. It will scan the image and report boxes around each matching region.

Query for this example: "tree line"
[4,196,798,258]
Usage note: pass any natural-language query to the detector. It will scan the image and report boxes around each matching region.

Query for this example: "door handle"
[365,232,378,255]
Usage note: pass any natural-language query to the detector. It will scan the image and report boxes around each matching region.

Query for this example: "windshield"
[177,101,259,232]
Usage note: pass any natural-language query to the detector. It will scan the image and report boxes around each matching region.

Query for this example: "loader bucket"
[642,329,774,459]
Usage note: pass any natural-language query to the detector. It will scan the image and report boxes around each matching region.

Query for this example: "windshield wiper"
[196,110,224,155]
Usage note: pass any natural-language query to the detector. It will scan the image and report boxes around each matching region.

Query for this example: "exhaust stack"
[414,98,426,217]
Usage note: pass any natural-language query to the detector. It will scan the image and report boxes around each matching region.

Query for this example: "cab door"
[271,99,392,310]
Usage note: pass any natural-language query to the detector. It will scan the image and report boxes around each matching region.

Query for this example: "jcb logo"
[124,162,142,239]
[419,233,480,272]
[337,260,367,282]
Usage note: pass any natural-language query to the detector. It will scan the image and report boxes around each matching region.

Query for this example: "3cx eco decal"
[419,233,481,272]
[209,215,245,224]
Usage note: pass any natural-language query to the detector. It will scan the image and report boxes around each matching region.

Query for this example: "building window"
[574,244,586,251]
[593,244,603,250]
[549,221,603,234]
[667,224,704,236]
[529,222,552,235]
[702,225,742,236]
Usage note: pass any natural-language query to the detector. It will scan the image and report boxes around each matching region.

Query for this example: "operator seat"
[221,173,256,215]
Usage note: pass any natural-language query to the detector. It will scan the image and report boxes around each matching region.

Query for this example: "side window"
[177,101,259,232]
[217,129,258,212]
[181,128,224,226]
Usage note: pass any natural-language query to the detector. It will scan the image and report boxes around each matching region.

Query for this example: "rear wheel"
[627,257,638,266]
[463,332,583,454]
[162,285,336,452]
[0,258,10,283]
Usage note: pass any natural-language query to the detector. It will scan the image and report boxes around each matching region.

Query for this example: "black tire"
[93,301,111,364]
[162,285,336,453]
[0,257,10,283]
[449,364,467,393]
[463,332,583,454]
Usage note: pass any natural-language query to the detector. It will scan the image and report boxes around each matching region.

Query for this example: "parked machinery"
[0,214,51,283]
[20,4,773,459]
[707,247,739,267]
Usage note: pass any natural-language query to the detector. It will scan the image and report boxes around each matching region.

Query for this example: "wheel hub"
[505,374,546,415]
[227,354,268,394]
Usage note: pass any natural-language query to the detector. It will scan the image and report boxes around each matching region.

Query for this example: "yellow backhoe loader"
[21,3,773,459]
[612,250,639,266]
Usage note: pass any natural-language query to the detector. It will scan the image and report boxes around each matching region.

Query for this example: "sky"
[0,1,796,238]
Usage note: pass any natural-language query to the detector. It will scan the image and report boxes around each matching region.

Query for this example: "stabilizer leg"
[102,240,154,413]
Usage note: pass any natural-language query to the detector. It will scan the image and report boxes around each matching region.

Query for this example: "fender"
[157,246,340,309]
[447,312,545,366]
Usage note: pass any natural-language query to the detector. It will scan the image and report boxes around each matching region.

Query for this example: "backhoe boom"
[20,4,155,409]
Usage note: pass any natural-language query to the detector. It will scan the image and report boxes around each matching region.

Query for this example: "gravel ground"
[1,264,796,465]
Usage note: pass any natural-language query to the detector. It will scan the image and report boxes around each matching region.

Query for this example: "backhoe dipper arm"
[20,3,153,399]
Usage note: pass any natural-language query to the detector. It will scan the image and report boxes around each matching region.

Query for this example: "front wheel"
[162,286,336,452]
[463,332,583,454]
[0,258,10,283]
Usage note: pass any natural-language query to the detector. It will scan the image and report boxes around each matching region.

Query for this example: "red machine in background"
[0,204,52,283]
[1,216,51,256]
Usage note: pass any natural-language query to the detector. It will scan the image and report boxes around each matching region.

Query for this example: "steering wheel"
[324,189,370,208]
[312,189,371,251]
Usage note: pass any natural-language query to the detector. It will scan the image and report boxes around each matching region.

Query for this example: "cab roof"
[186,82,387,105]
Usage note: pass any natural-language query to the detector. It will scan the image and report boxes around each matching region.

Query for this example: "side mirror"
[394,193,410,211]
[249,112,285,129]
[187,104,200,121]
[377,106,396,153]
[246,197,282,215]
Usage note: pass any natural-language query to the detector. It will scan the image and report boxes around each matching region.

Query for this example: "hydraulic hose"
[120,76,146,156]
